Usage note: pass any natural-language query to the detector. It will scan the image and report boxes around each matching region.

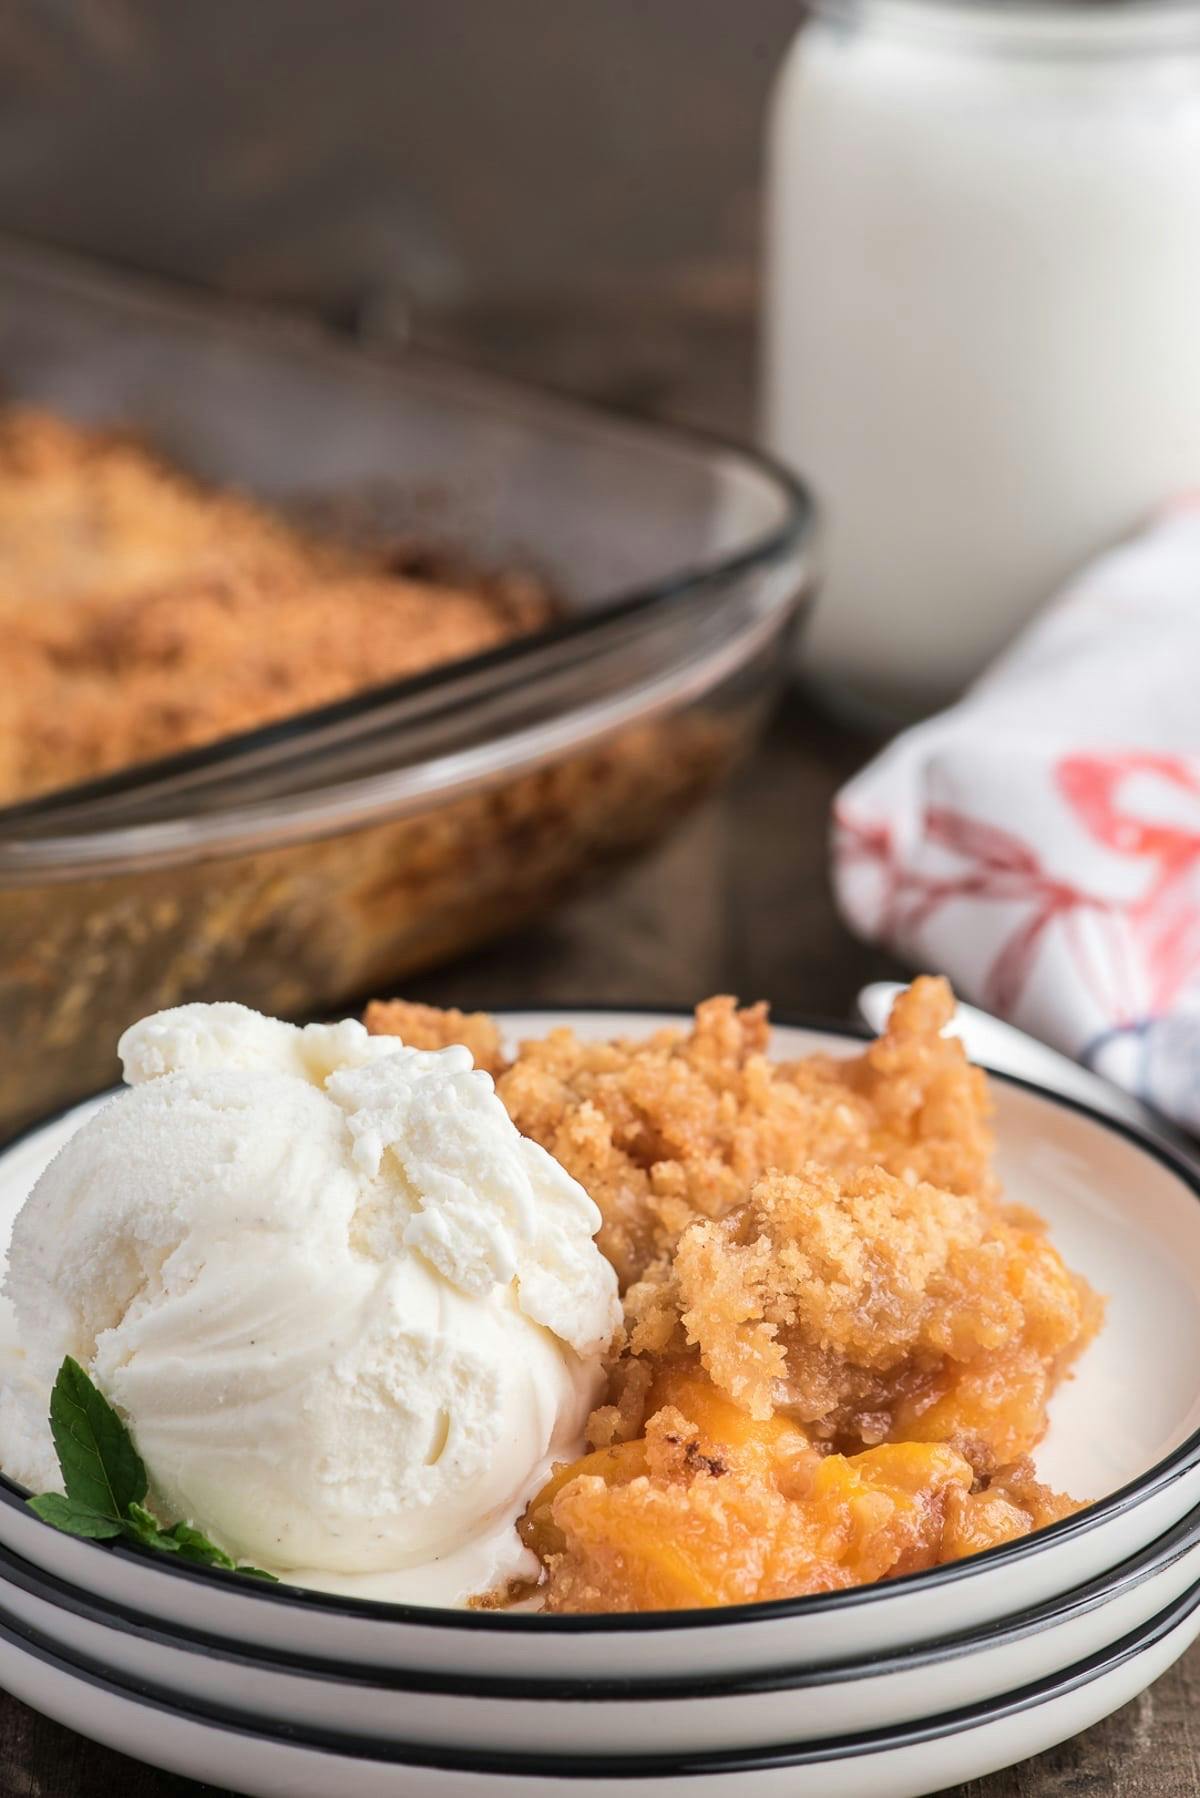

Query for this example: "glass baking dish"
[0,239,816,1137]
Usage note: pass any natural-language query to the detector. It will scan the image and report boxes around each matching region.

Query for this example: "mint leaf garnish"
[163,1520,275,1579]
[27,1358,278,1582]
[165,1521,236,1568]
[124,1500,184,1554]
[27,1492,125,1539]
[48,1354,146,1520]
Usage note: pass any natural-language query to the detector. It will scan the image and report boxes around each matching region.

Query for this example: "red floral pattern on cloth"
[832,509,1200,1132]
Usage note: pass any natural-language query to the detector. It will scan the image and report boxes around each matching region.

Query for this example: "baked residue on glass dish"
[367,978,1103,1614]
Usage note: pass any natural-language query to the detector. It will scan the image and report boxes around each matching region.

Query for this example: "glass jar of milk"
[764,0,1200,724]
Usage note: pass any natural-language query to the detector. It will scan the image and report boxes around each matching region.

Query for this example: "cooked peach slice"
[523,1376,990,1613]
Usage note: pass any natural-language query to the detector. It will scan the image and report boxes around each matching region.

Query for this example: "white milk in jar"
[764,0,1200,722]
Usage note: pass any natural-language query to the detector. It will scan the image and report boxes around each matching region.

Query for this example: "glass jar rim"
[810,0,1200,58]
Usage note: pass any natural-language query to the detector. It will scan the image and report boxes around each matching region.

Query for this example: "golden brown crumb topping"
[493,976,994,1289]
[0,409,553,804]
[364,999,506,1079]
[666,1164,1099,1460]
[367,977,1101,1613]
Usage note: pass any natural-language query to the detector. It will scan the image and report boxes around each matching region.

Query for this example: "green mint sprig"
[27,1357,276,1581]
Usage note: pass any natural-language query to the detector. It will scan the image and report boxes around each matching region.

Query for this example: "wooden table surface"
[0,296,1195,1797]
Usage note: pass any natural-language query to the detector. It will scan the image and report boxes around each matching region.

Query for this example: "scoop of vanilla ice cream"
[0,1004,619,1593]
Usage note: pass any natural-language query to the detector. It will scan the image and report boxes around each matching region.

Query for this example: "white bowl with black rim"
[0,1496,1198,1755]
[0,1572,1198,1798]
[0,1011,1198,1685]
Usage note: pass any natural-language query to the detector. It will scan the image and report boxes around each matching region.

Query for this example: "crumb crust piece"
[367,976,1101,1612]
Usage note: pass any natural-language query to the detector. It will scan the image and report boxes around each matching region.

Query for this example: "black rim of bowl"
[1,1007,1198,1637]
[0,1569,1197,1776]
[0,1490,1198,1698]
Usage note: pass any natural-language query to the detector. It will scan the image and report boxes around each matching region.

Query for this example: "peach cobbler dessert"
[0,408,553,806]
[368,977,1102,1614]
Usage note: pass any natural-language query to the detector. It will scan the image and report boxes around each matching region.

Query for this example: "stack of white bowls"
[0,1011,1198,1798]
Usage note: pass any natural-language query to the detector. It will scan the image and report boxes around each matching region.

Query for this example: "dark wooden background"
[0,4,1194,1792]
[0,0,796,326]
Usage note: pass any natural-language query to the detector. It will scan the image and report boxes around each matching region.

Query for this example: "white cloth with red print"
[833,502,1200,1135]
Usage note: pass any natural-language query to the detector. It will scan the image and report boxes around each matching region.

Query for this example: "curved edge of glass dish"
[0,247,817,880]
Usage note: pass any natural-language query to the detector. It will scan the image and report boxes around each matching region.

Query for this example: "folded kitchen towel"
[832,500,1200,1134]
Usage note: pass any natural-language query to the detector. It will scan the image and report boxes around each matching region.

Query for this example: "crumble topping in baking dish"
[0,408,553,805]
[369,977,1102,1613]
